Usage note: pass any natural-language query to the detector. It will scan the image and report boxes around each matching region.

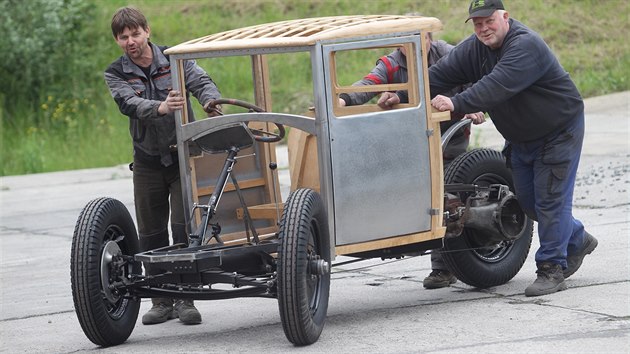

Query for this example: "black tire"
[71,197,140,347]
[277,189,331,346]
[442,148,533,288]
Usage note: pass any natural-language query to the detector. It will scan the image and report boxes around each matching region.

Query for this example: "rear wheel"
[442,149,533,288]
[71,197,140,347]
[277,188,331,346]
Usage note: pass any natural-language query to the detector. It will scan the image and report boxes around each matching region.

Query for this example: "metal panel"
[330,109,432,244]
[321,38,432,245]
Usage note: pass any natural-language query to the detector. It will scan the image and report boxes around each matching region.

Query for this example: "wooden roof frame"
[165,15,442,55]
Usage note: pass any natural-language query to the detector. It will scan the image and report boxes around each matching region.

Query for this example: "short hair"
[111,7,148,38]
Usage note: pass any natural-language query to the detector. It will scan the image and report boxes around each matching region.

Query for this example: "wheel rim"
[306,220,324,316]
[465,172,515,263]
[100,225,131,320]
[101,240,122,303]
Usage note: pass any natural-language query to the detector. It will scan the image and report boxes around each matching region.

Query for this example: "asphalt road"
[0,92,628,353]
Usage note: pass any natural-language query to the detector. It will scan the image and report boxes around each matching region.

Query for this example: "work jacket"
[105,43,220,167]
[429,19,583,143]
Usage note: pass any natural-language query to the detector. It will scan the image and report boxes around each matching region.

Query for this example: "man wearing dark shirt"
[427,0,598,296]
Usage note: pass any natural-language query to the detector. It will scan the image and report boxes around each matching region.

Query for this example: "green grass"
[2,0,628,176]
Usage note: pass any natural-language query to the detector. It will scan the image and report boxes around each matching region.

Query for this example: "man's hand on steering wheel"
[203,100,223,117]
[202,98,285,143]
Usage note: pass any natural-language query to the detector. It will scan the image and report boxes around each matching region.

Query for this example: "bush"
[0,0,130,176]
[0,0,96,127]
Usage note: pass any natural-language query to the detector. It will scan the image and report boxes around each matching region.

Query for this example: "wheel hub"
[309,256,330,276]
[101,240,123,303]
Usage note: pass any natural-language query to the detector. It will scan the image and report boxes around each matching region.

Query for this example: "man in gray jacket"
[105,6,221,323]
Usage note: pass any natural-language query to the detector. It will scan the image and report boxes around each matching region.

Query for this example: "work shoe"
[564,232,598,279]
[423,270,457,289]
[174,299,202,325]
[142,298,175,325]
[524,262,567,297]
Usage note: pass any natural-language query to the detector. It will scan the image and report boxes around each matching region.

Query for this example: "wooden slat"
[220,231,278,247]
[288,129,308,190]
[430,108,451,122]
[404,42,419,105]
[334,103,416,116]
[235,203,284,220]
[175,59,203,225]
[196,177,266,197]
[335,228,446,255]
[421,33,445,234]
[335,83,409,94]
[287,129,320,191]
[251,55,282,206]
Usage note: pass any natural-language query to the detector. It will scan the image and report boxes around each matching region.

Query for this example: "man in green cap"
[379,0,598,297]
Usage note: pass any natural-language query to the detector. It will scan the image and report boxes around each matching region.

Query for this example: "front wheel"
[277,188,331,346]
[442,149,533,288]
[70,197,140,347]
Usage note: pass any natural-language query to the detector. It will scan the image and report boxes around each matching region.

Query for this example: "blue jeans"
[509,113,586,269]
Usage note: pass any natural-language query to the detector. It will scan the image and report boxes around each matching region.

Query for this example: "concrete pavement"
[0,92,628,353]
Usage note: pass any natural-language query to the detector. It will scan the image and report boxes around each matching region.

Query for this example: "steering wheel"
[204,98,285,143]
